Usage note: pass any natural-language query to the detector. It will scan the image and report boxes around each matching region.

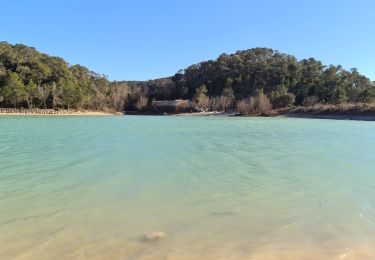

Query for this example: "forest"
[1,42,374,114]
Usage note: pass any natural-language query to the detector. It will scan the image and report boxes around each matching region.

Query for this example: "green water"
[1,116,375,259]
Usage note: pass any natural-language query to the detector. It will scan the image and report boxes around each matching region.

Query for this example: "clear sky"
[1,0,374,81]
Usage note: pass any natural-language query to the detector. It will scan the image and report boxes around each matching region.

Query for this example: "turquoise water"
[1,116,375,259]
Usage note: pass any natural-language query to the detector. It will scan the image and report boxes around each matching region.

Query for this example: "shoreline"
[0,109,122,116]
[174,111,237,116]
[277,106,375,121]
[1,108,375,121]
[279,113,375,121]
[172,110,375,121]
[171,109,375,121]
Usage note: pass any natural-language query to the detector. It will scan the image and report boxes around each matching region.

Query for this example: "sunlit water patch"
[1,116,375,259]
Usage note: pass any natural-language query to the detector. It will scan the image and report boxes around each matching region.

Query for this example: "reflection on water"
[1,116,375,259]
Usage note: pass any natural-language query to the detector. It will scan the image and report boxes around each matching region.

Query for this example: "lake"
[1,116,375,259]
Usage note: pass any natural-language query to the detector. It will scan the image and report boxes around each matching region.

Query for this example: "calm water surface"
[1,116,375,259]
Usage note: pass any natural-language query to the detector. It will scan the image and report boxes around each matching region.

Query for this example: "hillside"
[1,42,374,113]
[0,42,124,111]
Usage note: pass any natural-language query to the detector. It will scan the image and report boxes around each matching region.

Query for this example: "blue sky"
[1,0,374,81]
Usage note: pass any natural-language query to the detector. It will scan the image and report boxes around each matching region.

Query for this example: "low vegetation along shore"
[1,42,374,118]
[279,104,375,120]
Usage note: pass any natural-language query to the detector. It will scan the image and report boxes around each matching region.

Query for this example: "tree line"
[172,48,375,114]
[1,42,374,113]
[0,42,129,111]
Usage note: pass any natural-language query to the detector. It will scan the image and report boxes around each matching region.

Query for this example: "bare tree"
[236,97,256,115]
[195,95,209,111]
[37,84,50,109]
[236,92,272,115]
[135,94,148,111]
[256,89,272,115]
[208,88,236,112]
[219,88,235,111]
[109,83,129,111]
[248,97,256,113]
[49,82,63,109]
[209,96,220,111]
[236,100,251,115]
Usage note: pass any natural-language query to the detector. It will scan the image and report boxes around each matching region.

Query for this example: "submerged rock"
[210,210,236,217]
[144,231,166,241]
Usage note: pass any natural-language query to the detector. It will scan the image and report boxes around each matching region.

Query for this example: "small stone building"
[152,99,192,113]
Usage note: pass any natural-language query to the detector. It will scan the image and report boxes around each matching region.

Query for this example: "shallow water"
[1,116,375,259]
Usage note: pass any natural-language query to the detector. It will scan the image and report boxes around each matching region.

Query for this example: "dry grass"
[281,103,375,115]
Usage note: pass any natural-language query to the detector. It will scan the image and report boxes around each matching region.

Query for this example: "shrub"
[269,86,296,108]
[255,89,272,115]
[236,100,251,115]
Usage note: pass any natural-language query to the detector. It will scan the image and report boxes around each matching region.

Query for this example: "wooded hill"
[1,42,374,113]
